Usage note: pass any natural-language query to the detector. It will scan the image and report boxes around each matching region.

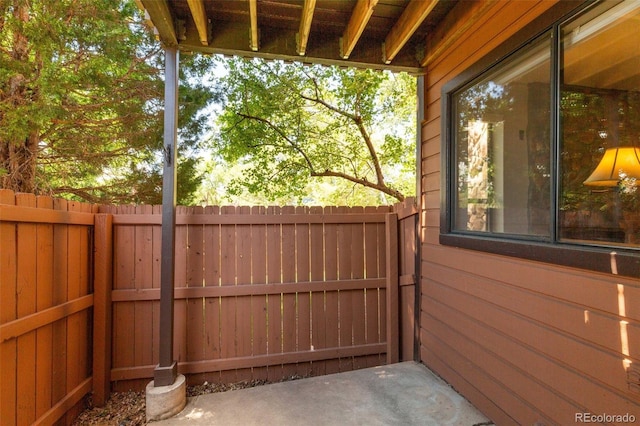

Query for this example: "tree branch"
[234,111,316,173]
[312,169,404,201]
[300,85,386,188]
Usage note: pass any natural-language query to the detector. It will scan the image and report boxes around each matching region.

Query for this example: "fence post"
[93,213,113,406]
[385,212,399,364]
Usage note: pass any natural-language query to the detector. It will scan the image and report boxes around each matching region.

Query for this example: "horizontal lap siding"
[420,1,640,424]
[108,205,392,390]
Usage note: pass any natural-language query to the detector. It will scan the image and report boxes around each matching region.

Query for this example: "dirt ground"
[73,378,300,425]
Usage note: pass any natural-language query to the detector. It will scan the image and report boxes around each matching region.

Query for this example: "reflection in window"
[560,0,640,245]
[453,35,551,236]
[451,0,640,249]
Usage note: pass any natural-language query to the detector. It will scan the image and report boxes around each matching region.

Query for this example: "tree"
[210,57,416,205]
[0,0,216,204]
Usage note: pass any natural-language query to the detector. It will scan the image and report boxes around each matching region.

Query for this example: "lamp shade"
[584,146,640,187]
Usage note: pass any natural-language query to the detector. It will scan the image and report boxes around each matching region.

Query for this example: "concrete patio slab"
[154,362,492,425]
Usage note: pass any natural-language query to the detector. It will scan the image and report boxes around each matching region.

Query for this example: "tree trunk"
[0,3,39,193]
[0,132,39,193]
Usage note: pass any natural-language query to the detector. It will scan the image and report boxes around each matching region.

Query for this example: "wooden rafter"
[249,0,259,51]
[187,0,209,45]
[297,0,316,56]
[383,0,438,64]
[341,0,378,59]
[138,0,177,47]
[136,0,461,72]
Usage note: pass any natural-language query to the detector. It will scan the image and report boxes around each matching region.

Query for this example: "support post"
[415,75,424,213]
[414,75,424,361]
[385,212,399,364]
[93,213,113,406]
[155,46,179,387]
[146,46,185,423]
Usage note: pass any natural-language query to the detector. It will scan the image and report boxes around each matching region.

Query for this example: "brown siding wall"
[419,1,640,424]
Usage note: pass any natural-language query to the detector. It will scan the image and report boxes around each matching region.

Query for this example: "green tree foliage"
[0,0,216,204]
[210,57,416,205]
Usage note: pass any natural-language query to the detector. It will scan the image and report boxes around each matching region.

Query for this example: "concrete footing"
[145,374,186,422]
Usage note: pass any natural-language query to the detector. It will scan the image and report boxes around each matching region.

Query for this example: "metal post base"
[153,361,178,387]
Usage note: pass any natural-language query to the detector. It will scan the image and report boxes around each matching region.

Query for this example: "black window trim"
[440,0,640,279]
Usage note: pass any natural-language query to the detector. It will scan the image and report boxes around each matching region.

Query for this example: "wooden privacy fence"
[0,190,96,426]
[94,204,401,395]
[1,192,415,423]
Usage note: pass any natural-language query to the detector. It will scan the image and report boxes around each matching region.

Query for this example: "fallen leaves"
[73,376,305,425]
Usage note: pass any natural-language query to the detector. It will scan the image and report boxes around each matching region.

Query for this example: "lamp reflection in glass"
[583,147,640,187]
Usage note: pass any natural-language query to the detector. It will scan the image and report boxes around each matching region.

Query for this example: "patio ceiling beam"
[340,0,378,59]
[187,0,209,45]
[249,0,259,51]
[138,0,178,47]
[296,0,316,56]
[382,0,439,64]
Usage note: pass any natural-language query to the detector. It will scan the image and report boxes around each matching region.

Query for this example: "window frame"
[440,0,640,278]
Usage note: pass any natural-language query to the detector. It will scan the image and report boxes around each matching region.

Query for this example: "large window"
[443,1,640,276]
[452,35,552,238]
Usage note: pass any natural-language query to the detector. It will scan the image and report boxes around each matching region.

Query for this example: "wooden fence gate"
[93,203,409,396]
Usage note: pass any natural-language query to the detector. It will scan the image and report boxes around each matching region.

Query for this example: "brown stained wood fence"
[0,190,96,426]
[1,192,415,423]
[96,204,401,392]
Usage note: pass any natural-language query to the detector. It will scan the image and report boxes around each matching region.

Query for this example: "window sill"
[439,232,640,279]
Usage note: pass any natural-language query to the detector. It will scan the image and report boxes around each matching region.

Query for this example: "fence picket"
[65,201,91,420]
[350,207,367,370]
[185,206,205,384]
[35,196,54,419]
[0,190,17,426]
[236,206,253,381]
[250,206,269,381]
[203,205,221,383]
[266,206,283,381]
[135,204,154,370]
[364,206,383,367]
[220,206,238,383]
[151,204,162,374]
[309,206,326,377]
[113,205,135,378]
[337,206,354,372]
[173,206,189,370]
[16,193,38,425]
[281,206,297,377]
[51,198,69,416]
[378,211,388,366]
[295,206,312,377]
[324,206,340,374]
